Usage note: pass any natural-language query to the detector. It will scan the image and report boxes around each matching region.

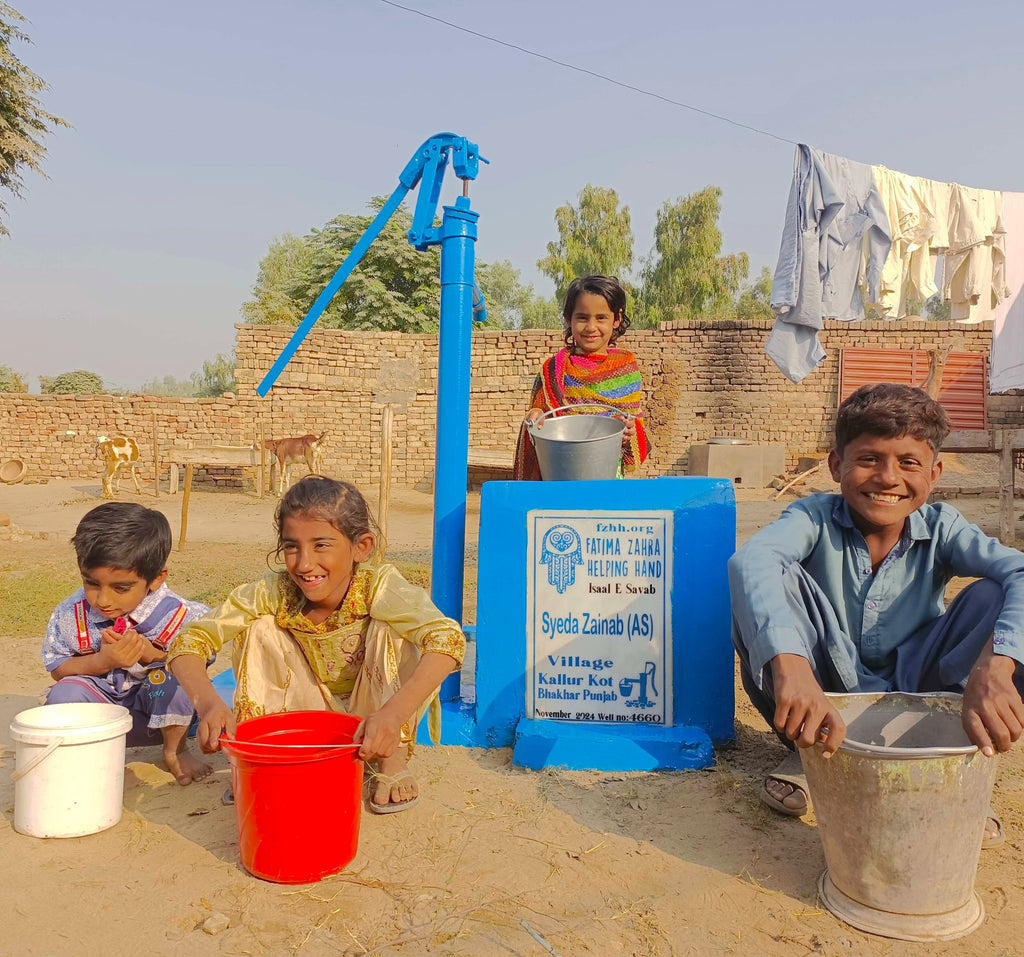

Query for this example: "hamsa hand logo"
[540,525,583,594]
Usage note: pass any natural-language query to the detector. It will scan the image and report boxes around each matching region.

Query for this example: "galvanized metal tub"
[527,404,625,481]
[801,692,997,942]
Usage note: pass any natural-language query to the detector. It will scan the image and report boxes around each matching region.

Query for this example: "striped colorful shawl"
[513,348,651,480]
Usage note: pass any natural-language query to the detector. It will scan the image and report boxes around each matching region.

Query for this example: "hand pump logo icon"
[539,525,583,594]
[619,662,659,708]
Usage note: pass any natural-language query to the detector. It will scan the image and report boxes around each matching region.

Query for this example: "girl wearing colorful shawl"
[168,476,465,815]
[514,275,651,480]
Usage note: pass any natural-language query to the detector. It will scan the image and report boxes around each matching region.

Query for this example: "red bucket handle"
[219,732,362,757]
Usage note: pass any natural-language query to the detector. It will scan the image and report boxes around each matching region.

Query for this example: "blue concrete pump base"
[511,717,713,771]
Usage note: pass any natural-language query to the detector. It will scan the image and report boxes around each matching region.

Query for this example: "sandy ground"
[1,474,1022,957]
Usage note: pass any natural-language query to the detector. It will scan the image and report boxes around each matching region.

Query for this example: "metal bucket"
[801,692,997,941]
[527,404,625,481]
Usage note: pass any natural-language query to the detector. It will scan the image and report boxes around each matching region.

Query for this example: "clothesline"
[766,144,1024,392]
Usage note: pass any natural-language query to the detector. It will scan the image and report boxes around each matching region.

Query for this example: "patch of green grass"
[0,560,81,637]
[0,547,474,637]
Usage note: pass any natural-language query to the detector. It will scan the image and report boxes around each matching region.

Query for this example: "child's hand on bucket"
[963,652,1024,756]
[771,653,847,754]
[195,694,236,754]
[353,706,404,762]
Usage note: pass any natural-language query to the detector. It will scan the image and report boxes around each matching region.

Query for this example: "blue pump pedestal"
[419,476,736,771]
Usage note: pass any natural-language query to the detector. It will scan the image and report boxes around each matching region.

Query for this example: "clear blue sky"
[3,0,1023,390]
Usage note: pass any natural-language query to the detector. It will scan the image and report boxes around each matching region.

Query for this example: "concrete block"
[688,443,786,487]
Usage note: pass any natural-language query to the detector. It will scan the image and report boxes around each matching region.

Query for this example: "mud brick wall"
[0,393,252,489]
[2,320,1020,490]
[642,319,1014,474]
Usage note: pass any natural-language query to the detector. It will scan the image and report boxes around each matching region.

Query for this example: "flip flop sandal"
[221,787,235,807]
[983,809,1005,849]
[368,770,420,815]
[760,750,809,817]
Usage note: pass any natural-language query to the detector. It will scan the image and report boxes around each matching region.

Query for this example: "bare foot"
[165,745,213,786]
[370,752,418,812]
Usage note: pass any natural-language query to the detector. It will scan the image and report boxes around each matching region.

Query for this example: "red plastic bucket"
[221,710,364,883]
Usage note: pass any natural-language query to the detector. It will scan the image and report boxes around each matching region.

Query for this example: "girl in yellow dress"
[168,475,465,813]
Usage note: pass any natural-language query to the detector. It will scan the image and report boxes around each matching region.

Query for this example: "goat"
[264,431,328,495]
[96,435,142,499]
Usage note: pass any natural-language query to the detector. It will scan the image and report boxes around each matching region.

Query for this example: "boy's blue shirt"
[42,584,211,675]
[729,493,1024,684]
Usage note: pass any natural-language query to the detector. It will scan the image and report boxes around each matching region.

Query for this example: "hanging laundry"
[767,145,890,382]
[871,167,950,316]
[990,191,1024,392]
[768,145,1019,382]
[944,185,1008,323]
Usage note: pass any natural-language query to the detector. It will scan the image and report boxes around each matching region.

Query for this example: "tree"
[138,373,196,396]
[925,293,951,322]
[0,4,68,236]
[191,353,236,397]
[41,370,103,394]
[537,185,633,302]
[639,186,748,324]
[476,260,558,329]
[243,198,444,333]
[240,232,312,326]
[0,363,27,391]
[734,266,774,320]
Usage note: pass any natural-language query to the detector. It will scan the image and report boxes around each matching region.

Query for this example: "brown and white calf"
[96,435,142,499]
[264,431,328,495]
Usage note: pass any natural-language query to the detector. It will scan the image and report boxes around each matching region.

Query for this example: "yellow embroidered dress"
[166,565,465,745]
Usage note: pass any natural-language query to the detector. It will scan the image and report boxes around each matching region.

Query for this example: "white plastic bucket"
[10,702,133,838]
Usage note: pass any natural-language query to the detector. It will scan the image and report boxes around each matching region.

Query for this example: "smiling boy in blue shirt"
[730,383,1024,845]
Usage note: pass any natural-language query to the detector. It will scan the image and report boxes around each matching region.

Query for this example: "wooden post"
[152,412,160,498]
[378,404,394,559]
[179,463,194,551]
[259,419,266,499]
[999,431,1015,546]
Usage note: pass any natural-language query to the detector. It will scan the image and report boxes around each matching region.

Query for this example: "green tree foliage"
[244,199,442,333]
[0,363,27,391]
[925,293,951,322]
[734,266,774,320]
[191,353,236,397]
[537,185,633,303]
[520,295,561,329]
[640,186,748,324]
[138,374,196,396]
[240,232,311,326]
[41,370,104,394]
[0,4,68,236]
[476,259,559,329]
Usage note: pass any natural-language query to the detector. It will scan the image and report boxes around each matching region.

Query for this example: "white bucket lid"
[10,702,133,746]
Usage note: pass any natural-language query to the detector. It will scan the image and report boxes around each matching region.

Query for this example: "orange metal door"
[838,348,987,430]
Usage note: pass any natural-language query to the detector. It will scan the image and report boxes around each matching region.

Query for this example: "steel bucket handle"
[527,403,630,443]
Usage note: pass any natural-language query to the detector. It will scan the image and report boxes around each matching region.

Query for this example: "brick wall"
[3,320,1021,489]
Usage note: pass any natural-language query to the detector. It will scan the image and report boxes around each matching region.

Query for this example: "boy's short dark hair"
[835,383,951,455]
[72,502,172,582]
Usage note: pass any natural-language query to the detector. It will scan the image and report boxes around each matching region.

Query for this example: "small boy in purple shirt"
[730,384,1024,845]
[42,502,212,784]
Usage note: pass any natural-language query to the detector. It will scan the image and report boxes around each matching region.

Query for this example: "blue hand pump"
[257,134,487,701]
